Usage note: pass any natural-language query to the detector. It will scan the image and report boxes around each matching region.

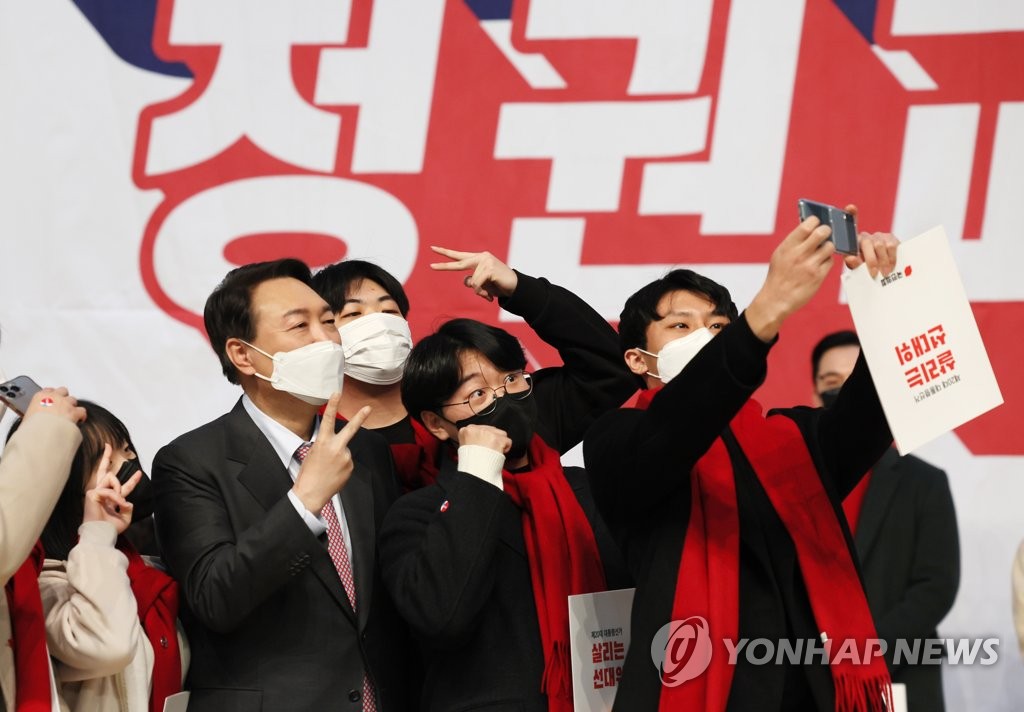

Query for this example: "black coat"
[854,448,960,712]
[584,315,893,712]
[380,459,631,712]
[152,399,412,712]
[379,270,637,710]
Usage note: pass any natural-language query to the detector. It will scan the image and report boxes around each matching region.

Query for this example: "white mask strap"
[240,340,275,382]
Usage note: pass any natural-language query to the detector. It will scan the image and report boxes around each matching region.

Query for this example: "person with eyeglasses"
[378,251,637,712]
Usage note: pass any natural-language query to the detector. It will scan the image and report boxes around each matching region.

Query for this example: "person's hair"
[401,318,526,423]
[204,259,313,384]
[7,401,136,561]
[810,330,860,381]
[311,260,410,317]
[617,269,739,354]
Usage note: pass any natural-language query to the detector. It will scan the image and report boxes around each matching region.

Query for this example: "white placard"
[843,226,1003,454]
[162,692,190,712]
[569,588,636,712]
[892,682,908,712]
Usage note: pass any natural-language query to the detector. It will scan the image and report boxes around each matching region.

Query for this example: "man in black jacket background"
[811,330,960,712]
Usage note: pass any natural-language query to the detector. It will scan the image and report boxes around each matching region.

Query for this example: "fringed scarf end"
[834,672,893,712]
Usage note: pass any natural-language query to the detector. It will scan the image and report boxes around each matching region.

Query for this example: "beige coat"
[39,522,188,712]
[0,412,82,712]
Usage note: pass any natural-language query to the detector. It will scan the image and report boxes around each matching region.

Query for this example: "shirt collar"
[241,394,318,471]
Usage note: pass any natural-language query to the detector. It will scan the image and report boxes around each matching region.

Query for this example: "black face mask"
[454,394,539,461]
[818,387,841,409]
[115,458,154,521]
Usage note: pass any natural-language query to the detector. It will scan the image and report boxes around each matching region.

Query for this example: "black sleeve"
[152,444,324,634]
[877,469,960,667]
[584,313,771,526]
[378,473,507,649]
[813,352,895,499]
[499,272,640,453]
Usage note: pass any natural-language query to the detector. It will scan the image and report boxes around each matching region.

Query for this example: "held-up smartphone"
[797,199,859,255]
[0,375,43,416]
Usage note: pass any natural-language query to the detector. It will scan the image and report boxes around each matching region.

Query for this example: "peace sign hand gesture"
[429,246,519,302]
[292,394,372,513]
[83,443,143,534]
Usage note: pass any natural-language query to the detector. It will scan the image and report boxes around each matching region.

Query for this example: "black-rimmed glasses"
[439,371,533,416]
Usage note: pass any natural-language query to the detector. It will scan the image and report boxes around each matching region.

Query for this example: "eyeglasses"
[440,371,533,416]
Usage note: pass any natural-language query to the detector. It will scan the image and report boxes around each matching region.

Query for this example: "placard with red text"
[844,226,1003,454]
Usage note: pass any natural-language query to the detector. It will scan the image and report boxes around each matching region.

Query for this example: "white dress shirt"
[241,395,354,564]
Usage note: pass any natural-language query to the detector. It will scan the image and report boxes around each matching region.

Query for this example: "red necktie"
[294,443,378,712]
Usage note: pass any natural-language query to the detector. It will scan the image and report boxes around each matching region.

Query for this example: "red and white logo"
[651,616,714,687]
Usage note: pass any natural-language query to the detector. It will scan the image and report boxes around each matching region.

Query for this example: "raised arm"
[587,217,848,525]
[584,313,769,526]
[430,246,637,452]
[0,390,83,584]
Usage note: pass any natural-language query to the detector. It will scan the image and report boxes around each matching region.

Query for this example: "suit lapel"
[225,400,357,622]
[340,453,374,631]
[854,448,903,561]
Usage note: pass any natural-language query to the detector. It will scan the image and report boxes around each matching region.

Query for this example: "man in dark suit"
[811,330,960,712]
[153,259,410,712]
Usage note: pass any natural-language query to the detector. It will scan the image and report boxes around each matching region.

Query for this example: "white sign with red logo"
[568,587,635,712]
[844,226,1003,454]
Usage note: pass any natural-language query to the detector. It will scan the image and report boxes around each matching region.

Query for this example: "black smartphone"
[0,375,43,416]
[798,199,859,255]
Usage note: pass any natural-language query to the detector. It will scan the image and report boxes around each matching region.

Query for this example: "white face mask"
[639,327,715,383]
[242,340,345,406]
[338,313,412,386]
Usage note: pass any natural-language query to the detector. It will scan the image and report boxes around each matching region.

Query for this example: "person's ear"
[624,348,650,378]
[420,410,452,441]
[226,338,257,377]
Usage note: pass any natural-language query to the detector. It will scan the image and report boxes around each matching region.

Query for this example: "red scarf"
[498,436,607,712]
[389,418,443,492]
[4,541,51,712]
[119,541,182,712]
[634,392,892,712]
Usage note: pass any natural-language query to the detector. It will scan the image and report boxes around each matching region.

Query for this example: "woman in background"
[30,401,187,712]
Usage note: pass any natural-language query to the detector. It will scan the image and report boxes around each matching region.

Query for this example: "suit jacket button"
[348,689,361,703]
[160,636,169,648]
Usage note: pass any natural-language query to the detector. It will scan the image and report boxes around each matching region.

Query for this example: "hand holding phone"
[797,199,859,255]
[0,379,86,423]
[0,375,43,416]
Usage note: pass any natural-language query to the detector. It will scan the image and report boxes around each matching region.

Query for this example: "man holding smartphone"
[585,217,900,711]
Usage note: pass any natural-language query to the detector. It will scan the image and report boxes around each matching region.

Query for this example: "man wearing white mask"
[152,259,413,711]
[311,261,428,489]
[585,216,903,711]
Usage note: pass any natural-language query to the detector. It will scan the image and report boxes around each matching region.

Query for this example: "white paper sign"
[843,226,1003,454]
[891,682,908,712]
[162,692,190,712]
[569,588,636,712]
